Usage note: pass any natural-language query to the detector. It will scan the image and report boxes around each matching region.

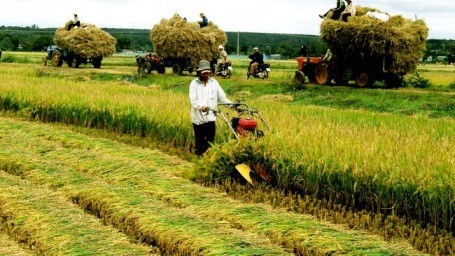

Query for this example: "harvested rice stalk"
[320,6,428,74]
[151,14,227,67]
[54,21,117,60]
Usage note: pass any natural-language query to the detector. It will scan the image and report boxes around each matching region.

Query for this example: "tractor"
[294,50,405,88]
[44,45,102,68]
[294,56,324,84]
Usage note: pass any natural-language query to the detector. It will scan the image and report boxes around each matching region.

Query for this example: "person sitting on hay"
[319,0,346,20]
[341,0,356,22]
[67,14,81,30]
[198,13,208,28]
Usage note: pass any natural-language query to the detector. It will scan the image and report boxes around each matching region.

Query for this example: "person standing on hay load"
[248,47,264,76]
[216,45,228,74]
[341,0,356,22]
[68,14,81,30]
[198,13,208,28]
[319,0,346,20]
[189,60,233,156]
[299,45,308,57]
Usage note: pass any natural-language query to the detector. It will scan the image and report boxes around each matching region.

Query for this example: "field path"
[0,117,425,255]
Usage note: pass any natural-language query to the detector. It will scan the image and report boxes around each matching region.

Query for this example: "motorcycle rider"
[216,45,228,74]
[248,47,264,76]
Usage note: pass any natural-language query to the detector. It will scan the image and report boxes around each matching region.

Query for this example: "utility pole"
[237,31,239,56]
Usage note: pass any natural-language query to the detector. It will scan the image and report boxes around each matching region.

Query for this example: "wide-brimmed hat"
[196,60,211,73]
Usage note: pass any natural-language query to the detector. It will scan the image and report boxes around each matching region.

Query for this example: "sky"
[0,0,454,39]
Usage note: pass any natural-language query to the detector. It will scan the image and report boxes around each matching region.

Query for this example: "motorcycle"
[215,62,233,78]
[246,63,271,79]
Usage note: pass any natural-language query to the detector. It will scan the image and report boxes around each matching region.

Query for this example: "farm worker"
[248,47,264,75]
[319,0,346,20]
[68,14,81,30]
[198,13,208,28]
[341,0,356,22]
[189,60,233,156]
[299,45,308,57]
[216,45,228,74]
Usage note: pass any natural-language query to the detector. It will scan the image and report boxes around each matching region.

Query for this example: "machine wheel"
[355,70,373,87]
[172,63,182,75]
[42,56,47,66]
[262,70,269,79]
[315,62,330,85]
[51,51,63,67]
[294,71,305,84]
[92,58,102,68]
[70,57,80,68]
[246,70,250,79]
[226,69,231,78]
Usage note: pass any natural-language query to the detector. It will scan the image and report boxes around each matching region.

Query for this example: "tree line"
[1,25,453,60]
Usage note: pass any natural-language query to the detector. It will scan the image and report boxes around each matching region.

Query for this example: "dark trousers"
[323,6,345,20]
[193,121,216,156]
[342,13,352,22]
[68,21,81,30]
[332,7,345,20]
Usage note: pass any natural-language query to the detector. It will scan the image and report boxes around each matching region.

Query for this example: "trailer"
[295,8,428,88]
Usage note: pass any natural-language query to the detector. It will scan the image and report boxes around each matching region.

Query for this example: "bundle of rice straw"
[150,14,227,67]
[320,6,428,74]
[54,21,117,59]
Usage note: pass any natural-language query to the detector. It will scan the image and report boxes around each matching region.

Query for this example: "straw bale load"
[150,14,227,67]
[320,6,428,74]
[54,21,116,59]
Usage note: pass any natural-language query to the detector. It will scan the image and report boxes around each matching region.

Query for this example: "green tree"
[116,36,132,51]
[31,36,53,51]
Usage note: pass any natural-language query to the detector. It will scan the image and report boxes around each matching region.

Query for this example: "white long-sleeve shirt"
[189,77,232,125]
[343,1,356,16]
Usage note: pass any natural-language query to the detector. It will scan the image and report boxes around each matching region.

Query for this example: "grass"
[0,116,425,255]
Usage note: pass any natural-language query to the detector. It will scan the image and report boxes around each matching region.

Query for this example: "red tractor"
[294,52,405,88]
[294,56,324,84]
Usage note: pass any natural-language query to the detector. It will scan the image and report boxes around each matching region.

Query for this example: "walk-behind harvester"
[208,101,272,185]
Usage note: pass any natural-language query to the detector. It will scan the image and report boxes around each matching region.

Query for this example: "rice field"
[0,117,423,255]
[0,54,454,255]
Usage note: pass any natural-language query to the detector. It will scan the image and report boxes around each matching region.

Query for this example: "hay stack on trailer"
[51,21,116,68]
[318,6,428,87]
[150,14,227,74]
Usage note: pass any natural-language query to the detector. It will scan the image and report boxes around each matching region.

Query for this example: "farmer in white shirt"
[342,0,356,22]
[189,59,232,156]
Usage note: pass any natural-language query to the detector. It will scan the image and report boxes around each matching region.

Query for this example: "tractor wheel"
[294,71,305,84]
[42,56,47,66]
[262,70,269,79]
[70,57,80,68]
[172,63,182,75]
[51,51,63,67]
[315,62,330,85]
[355,70,373,87]
[92,58,102,68]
